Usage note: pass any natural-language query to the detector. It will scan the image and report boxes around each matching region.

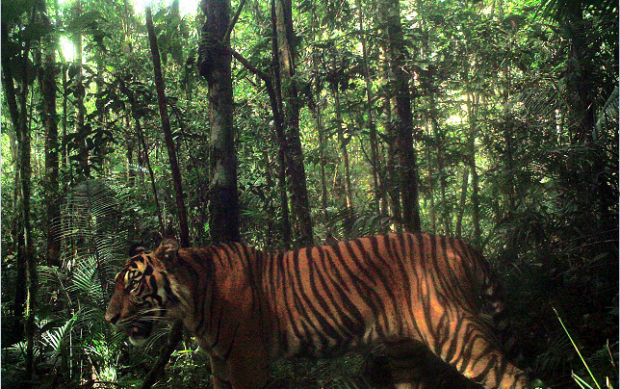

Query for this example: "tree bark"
[139,320,184,389]
[119,79,166,237]
[73,0,89,177]
[380,48,401,225]
[37,4,61,266]
[466,91,481,244]
[198,0,241,244]
[332,85,354,214]
[1,23,27,339]
[562,3,613,230]
[308,87,329,226]
[274,0,314,247]
[431,113,451,235]
[355,0,381,213]
[565,5,596,145]
[456,165,470,237]
[424,118,436,234]
[146,7,191,247]
[228,49,292,247]
[15,7,37,380]
[309,4,329,226]
[381,0,421,232]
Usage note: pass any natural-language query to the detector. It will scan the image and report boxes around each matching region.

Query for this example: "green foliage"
[1,0,617,388]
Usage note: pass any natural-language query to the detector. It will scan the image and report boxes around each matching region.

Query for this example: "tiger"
[105,232,536,389]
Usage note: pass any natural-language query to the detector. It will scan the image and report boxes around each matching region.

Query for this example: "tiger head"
[105,238,182,346]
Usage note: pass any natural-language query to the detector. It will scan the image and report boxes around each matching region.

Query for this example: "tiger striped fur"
[105,233,531,389]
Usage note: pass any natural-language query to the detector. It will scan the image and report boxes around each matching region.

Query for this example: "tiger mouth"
[126,321,153,346]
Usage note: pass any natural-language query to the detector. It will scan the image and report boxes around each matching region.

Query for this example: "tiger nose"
[105,311,120,324]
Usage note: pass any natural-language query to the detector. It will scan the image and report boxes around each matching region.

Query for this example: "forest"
[1,0,618,387]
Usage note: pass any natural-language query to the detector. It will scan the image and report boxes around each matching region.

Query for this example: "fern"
[30,178,144,386]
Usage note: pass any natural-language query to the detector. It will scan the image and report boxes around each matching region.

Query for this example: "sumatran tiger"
[105,233,536,389]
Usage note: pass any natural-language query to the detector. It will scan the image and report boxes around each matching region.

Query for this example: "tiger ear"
[129,243,147,257]
[155,238,179,264]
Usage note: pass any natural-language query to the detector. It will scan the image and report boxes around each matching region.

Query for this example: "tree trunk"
[73,0,89,177]
[61,59,68,170]
[37,6,60,266]
[15,9,37,379]
[228,47,292,247]
[466,92,481,244]
[379,41,401,225]
[119,79,166,237]
[565,5,596,145]
[146,7,191,247]
[381,0,421,232]
[262,149,278,248]
[431,113,451,235]
[355,0,381,213]
[332,85,354,214]
[198,0,241,244]
[309,89,329,226]
[425,117,436,234]
[274,0,314,247]
[309,5,329,226]
[562,3,612,230]
[1,23,27,339]
[456,165,470,237]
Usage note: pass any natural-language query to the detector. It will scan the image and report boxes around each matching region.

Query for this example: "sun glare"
[59,36,75,62]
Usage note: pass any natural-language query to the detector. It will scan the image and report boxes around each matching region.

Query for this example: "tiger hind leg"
[384,339,482,389]
[427,315,528,389]
[384,339,428,389]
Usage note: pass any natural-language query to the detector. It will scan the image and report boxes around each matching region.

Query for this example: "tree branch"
[139,320,184,389]
[223,0,248,43]
[229,48,270,83]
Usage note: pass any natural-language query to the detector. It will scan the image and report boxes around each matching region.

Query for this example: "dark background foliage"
[1,0,617,388]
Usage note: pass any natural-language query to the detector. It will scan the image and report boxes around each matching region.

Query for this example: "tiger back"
[105,233,532,389]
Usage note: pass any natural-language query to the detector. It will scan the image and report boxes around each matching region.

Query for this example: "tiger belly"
[273,310,385,358]
[268,280,412,358]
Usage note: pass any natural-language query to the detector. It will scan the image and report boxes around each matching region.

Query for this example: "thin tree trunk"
[425,117,436,234]
[140,320,184,389]
[431,114,451,235]
[466,91,481,244]
[332,86,354,213]
[262,149,278,248]
[379,41,401,224]
[228,48,291,247]
[139,8,192,389]
[146,7,190,247]
[309,89,329,225]
[1,23,27,339]
[119,79,166,237]
[562,3,612,230]
[16,8,36,379]
[456,165,469,237]
[274,0,314,247]
[355,0,381,212]
[53,0,68,171]
[38,6,60,266]
[61,62,68,170]
[95,52,106,171]
[565,5,596,145]
[198,0,240,244]
[73,0,89,177]
[381,0,421,232]
[309,4,329,225]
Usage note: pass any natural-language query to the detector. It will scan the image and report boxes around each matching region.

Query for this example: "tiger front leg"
[226,338,271,389]
[210,355,232,389]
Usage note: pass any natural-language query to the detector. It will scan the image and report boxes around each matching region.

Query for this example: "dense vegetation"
[1,0,617,388]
